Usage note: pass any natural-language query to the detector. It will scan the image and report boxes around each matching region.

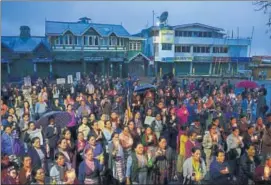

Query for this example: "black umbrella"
[134,84,156,93]
[35,111,72,130]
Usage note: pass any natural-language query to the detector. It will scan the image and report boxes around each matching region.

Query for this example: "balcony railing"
[52,45,127,51]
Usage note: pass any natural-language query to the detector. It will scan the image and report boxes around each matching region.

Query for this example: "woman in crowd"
[66,104,77,141]
[176,125,189,180]
[78,116,91,140]
[84,135,104,165]
[28,137,48,174]
[31,167,45,185]
[108,132,125,184]
[78,148,103,184]
[183,147,207,185]
[18,155,32,185]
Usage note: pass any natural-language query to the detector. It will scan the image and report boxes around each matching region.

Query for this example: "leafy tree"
[253,1,271,38]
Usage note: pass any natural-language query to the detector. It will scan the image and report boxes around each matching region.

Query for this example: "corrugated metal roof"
[46,21,131,37]
[1,36,50,53]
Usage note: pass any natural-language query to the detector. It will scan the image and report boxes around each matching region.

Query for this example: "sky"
[1,1,271,56]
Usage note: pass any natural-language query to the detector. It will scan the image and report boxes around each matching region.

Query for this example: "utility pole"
[153,10,156,27]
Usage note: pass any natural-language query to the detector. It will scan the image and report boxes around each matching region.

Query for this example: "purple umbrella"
[35,111,72,130]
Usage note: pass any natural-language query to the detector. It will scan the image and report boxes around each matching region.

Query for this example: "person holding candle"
[125,143,152,185]
[78,148,103,184]
[210,150,232,184]
[239,144,261,185]
[182,147,207,185]
[226,127,244,177]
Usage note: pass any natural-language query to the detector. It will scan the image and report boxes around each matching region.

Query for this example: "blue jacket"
[210,159,231,184]
[78,159,103,184]
[1,132,14,155]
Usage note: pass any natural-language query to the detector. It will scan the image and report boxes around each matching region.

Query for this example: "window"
[74,36,78,45]
[193,46,210,53]
[68,35,73,45]
[175,46,190,53]
[64,35,69,45]
[208,32,212,37]
[84,36,88,45]
[188,31,192,37]
[151,30,159,37]
[89,36,93,46]
[162,44,172,50]
[213,47,228,53]
[94,36,99,46]
[136,42,141,51]
[133,43,136,50]
[129,42,133,50]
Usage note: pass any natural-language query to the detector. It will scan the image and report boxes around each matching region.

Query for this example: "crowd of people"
[1,73,271,185]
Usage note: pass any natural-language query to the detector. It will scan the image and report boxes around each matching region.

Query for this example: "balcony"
[174,37,251,46]
[52,45,127,51]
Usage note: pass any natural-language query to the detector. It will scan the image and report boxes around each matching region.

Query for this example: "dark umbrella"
[235,80,259,89]
[134,84,156,93]
[35,111,72,130]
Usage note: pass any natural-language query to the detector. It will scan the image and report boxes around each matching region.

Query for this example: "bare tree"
[253,1,271,38]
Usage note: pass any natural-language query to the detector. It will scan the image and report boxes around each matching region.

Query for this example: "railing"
[52,45,127,51]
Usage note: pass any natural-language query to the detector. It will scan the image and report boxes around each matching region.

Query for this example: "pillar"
[190,62,193,75]
[209,62,212,75]
[7,63,10,74]
[119,63,123,78]
[110,63,113,77]
[160,67,162,78]
[173,63,176,76]
[34,63,37,73]
[49,63,53,73]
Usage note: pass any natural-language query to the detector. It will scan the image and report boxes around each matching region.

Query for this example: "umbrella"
[35,111,72,130]
[134,84,156,93]
[235,80,259,89]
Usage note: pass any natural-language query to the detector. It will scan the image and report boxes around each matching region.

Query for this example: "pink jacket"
[177,107,189,125]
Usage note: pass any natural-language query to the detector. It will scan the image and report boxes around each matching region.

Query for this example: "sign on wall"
[84,56,104,62]
[213,57,230,63]
[161,57,174,62]
[56,78,66,84]
[67,75,73,84]
[230,57,251,62]
[193,56,213,62]
[175,56,193,62]
[160,30,174,44]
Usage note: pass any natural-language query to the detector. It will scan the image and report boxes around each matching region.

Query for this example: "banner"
[213,57,230,63]
[76,72,81,81]
[160,30,174,44]
[24,76,31,86]
[175,56,193,62]
[67,75,73,84]
[230,57,251,62]
[56,78,66,84]
[193,56,213,62]
[161,57,174,62]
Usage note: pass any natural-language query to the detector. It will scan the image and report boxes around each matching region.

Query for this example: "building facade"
[137,23,252,76]
[250,56,271,79]
[1,17,150,82]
